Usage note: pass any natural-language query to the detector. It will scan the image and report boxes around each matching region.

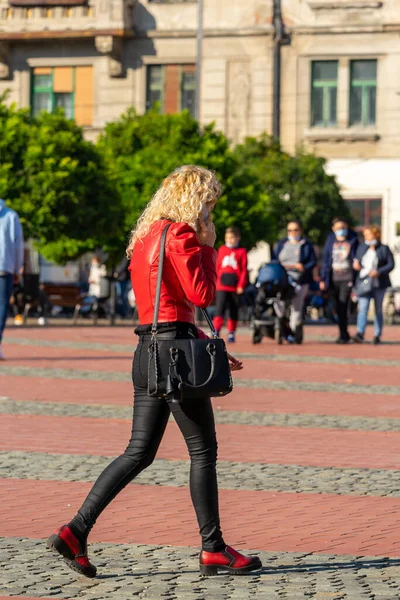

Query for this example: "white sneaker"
[38,317,47,326]
[0,345,5,361]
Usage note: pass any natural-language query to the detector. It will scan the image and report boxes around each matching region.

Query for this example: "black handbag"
[147,223,233,403]
[355,275,375,297]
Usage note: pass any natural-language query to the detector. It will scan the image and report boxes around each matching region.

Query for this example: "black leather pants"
[69,325,225,552]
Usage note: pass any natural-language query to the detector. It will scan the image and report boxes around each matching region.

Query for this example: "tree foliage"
[0,98,348,265]
[0,98,122,264]
[232,135,351,246]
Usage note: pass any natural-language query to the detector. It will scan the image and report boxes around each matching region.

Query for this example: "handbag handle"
[152,223,219,339]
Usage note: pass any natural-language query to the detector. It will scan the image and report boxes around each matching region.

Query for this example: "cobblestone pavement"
[2,538,400,600]
[1,324,400,599]
[3,397,400,431]
[2,451,400,497]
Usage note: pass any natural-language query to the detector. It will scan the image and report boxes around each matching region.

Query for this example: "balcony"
[0,0,135,40]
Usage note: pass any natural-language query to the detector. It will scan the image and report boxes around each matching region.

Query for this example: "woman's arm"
[378,246,395,276]
[302,242,317,272]
[168,223,217,308]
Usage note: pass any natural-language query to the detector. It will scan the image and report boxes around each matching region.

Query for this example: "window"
[349,60,377,126]
[31,66,93,126]
[146,64,196,116]
[346,198,382,231]
[311,61,338,127]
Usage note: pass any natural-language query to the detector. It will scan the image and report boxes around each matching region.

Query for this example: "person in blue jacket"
[0,198,24,360]
[353,225,394,345]
[320,217,359,344]
[273,220,316,342]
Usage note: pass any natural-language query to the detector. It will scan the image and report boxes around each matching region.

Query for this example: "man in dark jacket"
[320,217,359,343]
[113,257,130,318]
[273,220,317,342]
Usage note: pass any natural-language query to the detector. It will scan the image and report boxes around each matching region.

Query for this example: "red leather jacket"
[129,220,217,331]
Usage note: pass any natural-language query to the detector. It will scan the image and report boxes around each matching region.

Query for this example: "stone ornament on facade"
[0,42,10,80]
[308,1,383,8]
[95,35,124,77]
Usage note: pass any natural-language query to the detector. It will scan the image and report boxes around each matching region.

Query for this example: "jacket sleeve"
[271,241,280,261]
[302,242,317,272]
[238,249,248,289]
[378,246,395,276]
[167,223,217,308]
[320,238,332,285]
[14,215,24,275]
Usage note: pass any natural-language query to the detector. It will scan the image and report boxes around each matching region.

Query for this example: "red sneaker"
[200,545,262,576]
[47,525,97,578]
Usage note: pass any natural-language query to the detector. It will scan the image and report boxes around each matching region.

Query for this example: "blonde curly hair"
[126,165,222,257]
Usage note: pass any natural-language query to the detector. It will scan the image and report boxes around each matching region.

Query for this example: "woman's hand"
[320,281,326,291]
[353,259,361,271]
[295,263,304,272]
[228,353,243,371]
[370,269,379,278]
[197,215,216,247]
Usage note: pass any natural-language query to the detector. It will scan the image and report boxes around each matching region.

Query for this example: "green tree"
[97,108,269,250]
[0,99,122,264]
[232,135,351,247]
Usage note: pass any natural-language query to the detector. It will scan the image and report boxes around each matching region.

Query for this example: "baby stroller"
[251,261,296,345]
[73,276,113,325]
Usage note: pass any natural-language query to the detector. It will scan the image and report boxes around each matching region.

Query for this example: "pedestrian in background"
[353,225,394,345]
[0,199,24,360]
[88,255,107,300]
[113,257,130,319]
[213,226,248,342]
[320,217,359,344]
[273,220,316,343]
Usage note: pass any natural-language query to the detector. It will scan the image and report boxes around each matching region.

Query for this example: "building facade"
[0,0,399,283]
[281,0,400,285]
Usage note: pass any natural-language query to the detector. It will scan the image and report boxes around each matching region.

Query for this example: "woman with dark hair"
[47,165,262,578]
[320,217,359,344]
[273,220,316,343]
[353,225,394,344]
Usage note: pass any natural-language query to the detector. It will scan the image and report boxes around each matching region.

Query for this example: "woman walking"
[47,166,262,577]
[353,226,394,344]
[320,217,359,344]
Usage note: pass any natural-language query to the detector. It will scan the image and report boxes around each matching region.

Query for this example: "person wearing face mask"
[320,218,359,344]
[353,226,394,345]
[213,226,248,343]
[273,220,316,343]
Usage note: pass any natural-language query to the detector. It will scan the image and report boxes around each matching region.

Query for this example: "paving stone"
[2,398,400,432]
[6,334,400,368]
[1,451,399,497]
[1,538,400,600]
[2,364,400,396]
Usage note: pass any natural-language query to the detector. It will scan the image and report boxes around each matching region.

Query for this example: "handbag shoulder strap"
[151,223,172,336]
[151,221,219,340]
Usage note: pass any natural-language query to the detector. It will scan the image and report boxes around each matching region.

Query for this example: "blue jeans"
[0,274,13,343]
[357,288,386,338]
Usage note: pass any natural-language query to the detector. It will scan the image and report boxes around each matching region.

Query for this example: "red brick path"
[1,412,400,469]
[3,375,400,418]
[2,479,400,556]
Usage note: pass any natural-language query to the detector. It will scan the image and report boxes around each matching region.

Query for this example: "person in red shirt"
[213,226,248,342]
